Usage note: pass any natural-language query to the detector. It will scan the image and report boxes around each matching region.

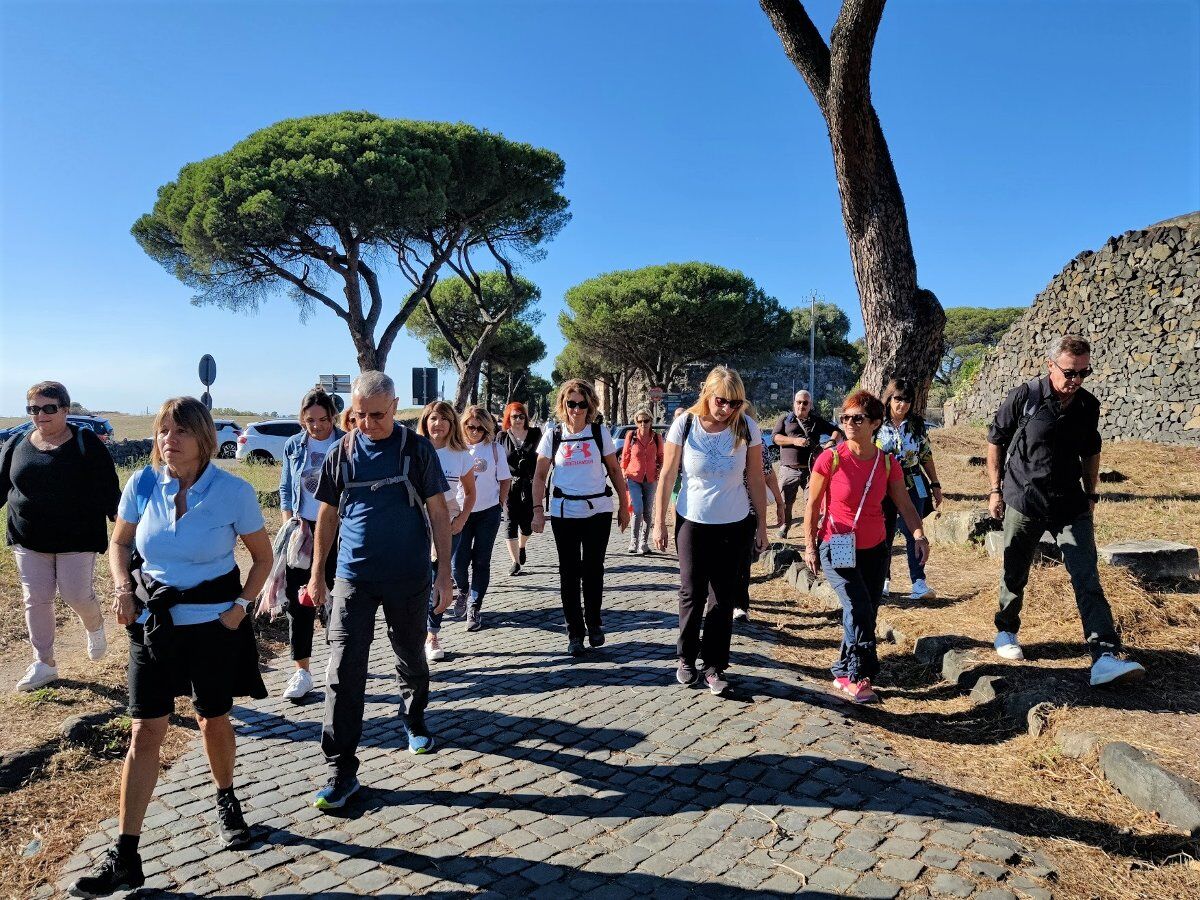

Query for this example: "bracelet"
[988,489,1003,495]
[930,482,941,489]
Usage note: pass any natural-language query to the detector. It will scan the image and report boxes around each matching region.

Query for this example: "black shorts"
[127,619,239,720]
[506,490,534,539]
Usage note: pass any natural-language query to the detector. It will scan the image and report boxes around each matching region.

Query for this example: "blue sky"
[1,0,1196,416]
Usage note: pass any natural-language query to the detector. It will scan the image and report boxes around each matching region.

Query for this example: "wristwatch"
[233,598,251,611]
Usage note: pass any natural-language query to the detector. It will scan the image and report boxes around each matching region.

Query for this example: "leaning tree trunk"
[760,0,945,411]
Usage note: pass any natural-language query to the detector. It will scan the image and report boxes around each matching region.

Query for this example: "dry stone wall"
[946,213,1200,444]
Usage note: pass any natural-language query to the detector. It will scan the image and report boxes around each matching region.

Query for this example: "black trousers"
[550,513,613,641]
[677,515,753,672]
[506,482,535,539]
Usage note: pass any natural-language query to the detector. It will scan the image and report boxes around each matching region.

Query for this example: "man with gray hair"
[771,390,840,538]
[986,335,1145,687]
[306,371,454,809]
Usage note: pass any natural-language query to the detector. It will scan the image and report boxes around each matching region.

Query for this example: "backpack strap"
[1004,377,1045,473]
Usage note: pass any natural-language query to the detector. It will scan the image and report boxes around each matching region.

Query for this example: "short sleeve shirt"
[773,413,838,469]
[117,463,264,625]
[297,433,338,521]
[536,424,617,519]
[464,440,512,512]
[876,418,933,493]
[669,414,762,525]
[436,446,473,519]
[315,427,448,582]
[813,447,903,549]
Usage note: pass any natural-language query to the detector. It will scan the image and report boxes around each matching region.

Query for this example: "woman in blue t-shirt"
[71,398,272,898]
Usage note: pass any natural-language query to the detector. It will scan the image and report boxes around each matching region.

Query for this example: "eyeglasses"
[27,404,63,415]
[713,397,744,410]
[839,413,868,425]
[512,413,526,420]
[565,400,588,410]
[891,396,912,404]
[636,419,650,424]
[795,401,811,407]
[1052,361,1093,381]
[465,424,485,432]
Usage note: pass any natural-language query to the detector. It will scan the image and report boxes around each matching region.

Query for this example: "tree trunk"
[349,323,383,372]
[760,0,944,411]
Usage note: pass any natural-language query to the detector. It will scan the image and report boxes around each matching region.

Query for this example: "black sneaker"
[588,629,605,648]
[509,563,521,576]
[216,790,252,847]
[519,547,527,565]
[69,847,144,898]
[313,774,360,810]
[567,637,586,657]
[466,602,483,632]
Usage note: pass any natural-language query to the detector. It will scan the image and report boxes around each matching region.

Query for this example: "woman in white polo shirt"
[532,380,631,657]
[653,366,768,696]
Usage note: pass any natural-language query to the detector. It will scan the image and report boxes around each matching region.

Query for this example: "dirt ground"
[755,425,1200,898]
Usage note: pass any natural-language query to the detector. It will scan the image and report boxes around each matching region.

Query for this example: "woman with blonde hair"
[532,380,631,656]
[71,398,272,896]
[452,405,511,631]
[417,401,476,659]
[654,366,768,696]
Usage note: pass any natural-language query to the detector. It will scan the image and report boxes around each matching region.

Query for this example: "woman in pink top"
[620,409,663,554]
[803,390,930,703]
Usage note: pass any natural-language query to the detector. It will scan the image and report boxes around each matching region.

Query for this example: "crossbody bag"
[823,450,882,568]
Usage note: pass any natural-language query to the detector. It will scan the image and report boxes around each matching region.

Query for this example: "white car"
[214,419,243,459]
[235,419,302,464]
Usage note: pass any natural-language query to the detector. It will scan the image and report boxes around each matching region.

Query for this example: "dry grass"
[756,425,1200,898]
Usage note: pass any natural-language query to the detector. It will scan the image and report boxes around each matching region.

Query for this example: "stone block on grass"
[930,509,996,545]
[1099,540,1199,580]
[970,675,1010,702]
[941,649,986,689]
[1100,742,1200,836]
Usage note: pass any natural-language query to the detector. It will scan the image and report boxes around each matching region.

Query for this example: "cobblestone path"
[59,531,1057,898]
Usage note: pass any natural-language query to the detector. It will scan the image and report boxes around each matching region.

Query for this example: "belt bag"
[824,451,882,568]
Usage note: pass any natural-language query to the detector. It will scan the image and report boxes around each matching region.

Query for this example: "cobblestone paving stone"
[59,531,1056,897]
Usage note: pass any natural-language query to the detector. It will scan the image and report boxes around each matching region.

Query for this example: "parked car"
[611,423,670,455]
[235,419,302,464]
[213,419,243,459]
[0,415,115,445]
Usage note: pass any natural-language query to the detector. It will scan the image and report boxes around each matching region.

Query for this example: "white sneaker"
[910,579,935,600]
[732,608,749,622]
[86,626,108,661]
[994,631,1025,661]
[16,661,58,692]
[1090,653,1146,687]
[425,637,446,662]
[282,668,313,701]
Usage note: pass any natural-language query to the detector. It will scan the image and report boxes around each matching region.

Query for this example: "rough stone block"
[1099,540,1199,580]
[1100,742,1200,836]
[970,675,1010,702]
[1057,729,1103,758]
[914,635,959,666]
[930,509,997,545]
[762,544,799,576]
[941,649,986,689]
[60,709,121,745]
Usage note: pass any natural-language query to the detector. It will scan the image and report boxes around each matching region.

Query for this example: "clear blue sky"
[2,0,1196,416]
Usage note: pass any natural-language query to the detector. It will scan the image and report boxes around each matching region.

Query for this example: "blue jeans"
[883,484,932,583]
[627,479,656,547]
[426,532,462,634]
[820,541,889,683]
[451,504,503,609]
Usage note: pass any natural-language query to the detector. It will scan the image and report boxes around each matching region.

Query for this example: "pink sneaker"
[848,679,879,703]
[833,676,854,693]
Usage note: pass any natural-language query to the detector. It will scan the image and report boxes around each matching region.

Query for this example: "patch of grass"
[14,687,70,706]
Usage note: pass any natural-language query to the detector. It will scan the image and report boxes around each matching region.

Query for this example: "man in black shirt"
[986,335,1144,687]
[772,390,841,538]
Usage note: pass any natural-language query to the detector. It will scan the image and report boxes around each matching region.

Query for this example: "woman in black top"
[0,381,119,692]
[498,401,542,575]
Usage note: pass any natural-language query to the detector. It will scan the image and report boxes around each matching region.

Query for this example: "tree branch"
[759,0,832,110]
[375,225,466,365]
[828,0,885,116]
[248,252,350,322]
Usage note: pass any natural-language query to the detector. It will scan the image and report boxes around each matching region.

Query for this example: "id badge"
[915,477,928,500]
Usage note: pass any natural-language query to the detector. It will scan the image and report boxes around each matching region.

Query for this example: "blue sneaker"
[403,718,434,754]
[313,775,359,810]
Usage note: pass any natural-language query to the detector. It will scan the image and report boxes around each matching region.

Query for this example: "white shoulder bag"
[823,450,882,568]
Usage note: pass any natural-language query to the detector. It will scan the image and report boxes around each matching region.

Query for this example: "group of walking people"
[0,338,1148,897]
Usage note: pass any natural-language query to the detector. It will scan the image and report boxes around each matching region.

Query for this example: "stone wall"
[946,212,1200,445]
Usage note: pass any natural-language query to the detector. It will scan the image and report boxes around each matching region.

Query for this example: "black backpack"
[547,422,613,512]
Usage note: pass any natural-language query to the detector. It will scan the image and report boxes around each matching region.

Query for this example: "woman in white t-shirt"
[451,405,511,632]
[654,366,768,696]
[417,401,476,661]
[531,380,631,657]
[276,389,345,701]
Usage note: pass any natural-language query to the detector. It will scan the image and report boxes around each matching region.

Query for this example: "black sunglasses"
[465,424,485,432]
[1052,361,1093,381]
[565,400,588,410]
[891,396,912,404]
[511,413,526,419]
[713,396,744,410]
[27,404,63,415]
[636,419,651,424]
[839,413,868,425]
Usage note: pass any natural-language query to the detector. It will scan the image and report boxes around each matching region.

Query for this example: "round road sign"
[199,354,217,386]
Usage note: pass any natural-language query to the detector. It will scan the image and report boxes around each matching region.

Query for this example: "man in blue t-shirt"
[306,371,452,810]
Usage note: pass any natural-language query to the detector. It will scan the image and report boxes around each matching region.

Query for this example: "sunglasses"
[565,400,588,410]
[512,413,526,420]
[27,404,63,415]
[1052,361,1093,381]
[636,419,650,424]
[795,401,811,406]
[891,396,912,404]
[839,413,868,425]
[465,424,485,432]
[713,396,744,410]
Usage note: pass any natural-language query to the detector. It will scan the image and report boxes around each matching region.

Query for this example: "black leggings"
[550,513,613,641]
[506,482,534,539]
[284,531,337,661]
[677,516,754,671]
